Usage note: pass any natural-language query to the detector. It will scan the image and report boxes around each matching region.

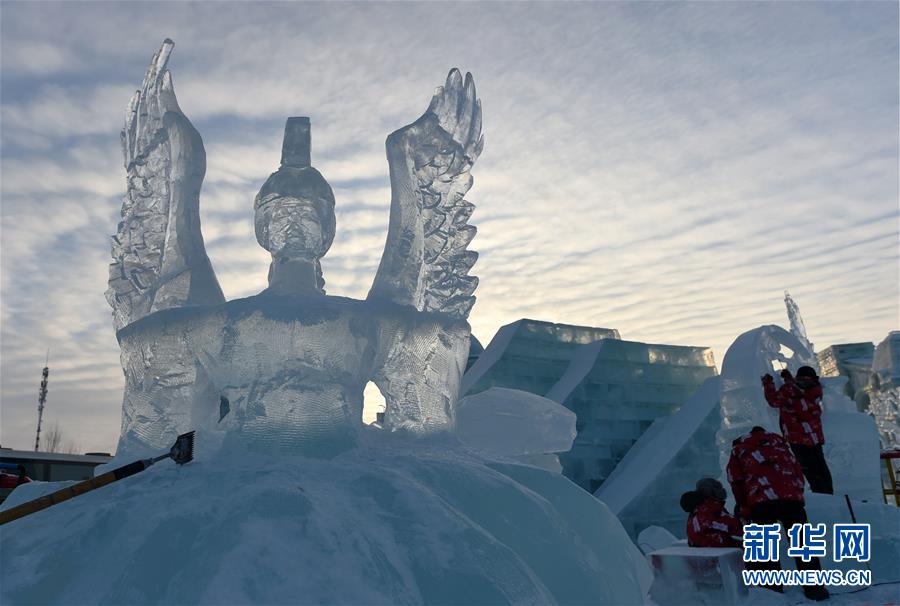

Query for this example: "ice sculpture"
[870,331,900,448]
[3,40,656,606]
[108,41,483,459]
[715,325,810,454]
[783,290,818,371]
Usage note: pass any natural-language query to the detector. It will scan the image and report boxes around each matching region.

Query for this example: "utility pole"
[35,350,49,452]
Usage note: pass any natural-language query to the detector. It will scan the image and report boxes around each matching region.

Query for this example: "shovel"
[0,431,194,526]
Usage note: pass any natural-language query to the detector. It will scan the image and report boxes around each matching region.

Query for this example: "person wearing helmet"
[761,366,833,494]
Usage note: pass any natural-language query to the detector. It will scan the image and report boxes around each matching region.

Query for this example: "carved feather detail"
[369,69,483,320]
[107,40,223,332]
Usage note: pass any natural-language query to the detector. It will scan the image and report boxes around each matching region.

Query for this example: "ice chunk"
[820,409,882,501]
[637,525,680,555]
[456,387,576,456]
[820,376,858,413]
[647,545,747,606]
[869,387,900,448]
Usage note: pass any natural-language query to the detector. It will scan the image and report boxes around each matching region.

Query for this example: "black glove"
[761,373,774,384]
[780,369,793,380]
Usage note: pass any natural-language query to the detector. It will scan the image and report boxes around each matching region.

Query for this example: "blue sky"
[1,2,897,453]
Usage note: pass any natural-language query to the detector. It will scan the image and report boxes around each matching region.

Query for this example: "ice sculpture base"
[1,440,650,605]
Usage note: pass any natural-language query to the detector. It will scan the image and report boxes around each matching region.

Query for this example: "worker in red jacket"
[727,426,829,601]
[680,478,741,548]
[762,366,834,494]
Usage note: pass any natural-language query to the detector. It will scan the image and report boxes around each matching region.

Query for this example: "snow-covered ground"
[743,583,900,606]
[1,432,651,605]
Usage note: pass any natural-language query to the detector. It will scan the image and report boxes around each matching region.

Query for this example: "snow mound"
[1,438,649,605]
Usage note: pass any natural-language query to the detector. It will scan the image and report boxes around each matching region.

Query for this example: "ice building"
[595,377,722,538]
[461,319,620,396]
[545,340,717,492]
[817,342,875,410]
[461,319,717,493]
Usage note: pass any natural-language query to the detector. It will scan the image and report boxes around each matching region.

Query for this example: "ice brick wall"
[461,319,620,396]
[547,339,717,492]
[596,377,722,539]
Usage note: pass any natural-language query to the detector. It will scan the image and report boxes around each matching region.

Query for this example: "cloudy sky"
[1,2,897,454]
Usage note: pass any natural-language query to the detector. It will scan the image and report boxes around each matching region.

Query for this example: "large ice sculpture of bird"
[105,40,484,459]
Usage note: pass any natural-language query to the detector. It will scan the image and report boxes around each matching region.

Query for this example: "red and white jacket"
[727,429,805,512]
[763,377,825,446]
[687,497,742,548]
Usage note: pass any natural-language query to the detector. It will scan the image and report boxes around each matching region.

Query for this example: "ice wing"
[368,69,484,320]
[107,40,224,331]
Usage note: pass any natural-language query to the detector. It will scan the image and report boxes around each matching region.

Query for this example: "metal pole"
[35,350,49,452]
